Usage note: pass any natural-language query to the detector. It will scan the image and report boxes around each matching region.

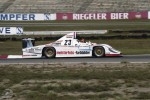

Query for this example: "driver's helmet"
[80,38,85,43]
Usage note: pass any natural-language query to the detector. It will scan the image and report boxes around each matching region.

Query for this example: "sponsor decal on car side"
[56,51,90,55]
[27,48,42,53]
[66,35,74,38]
[57,51,74,54]
[76,51,90,54]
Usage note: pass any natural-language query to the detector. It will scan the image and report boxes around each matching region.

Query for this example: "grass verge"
[1,20,150,31]
[0,63,150,99]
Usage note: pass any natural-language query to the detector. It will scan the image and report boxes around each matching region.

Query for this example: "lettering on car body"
[57,51,74,54]
[76,51,90,54]
[28,48,34,53]
[28,48,41,53]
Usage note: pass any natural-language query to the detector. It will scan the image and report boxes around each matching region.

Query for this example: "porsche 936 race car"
[22,32,121,58]
[0,32,121,59]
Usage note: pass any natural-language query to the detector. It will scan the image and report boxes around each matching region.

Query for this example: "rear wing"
[22,38,35,49]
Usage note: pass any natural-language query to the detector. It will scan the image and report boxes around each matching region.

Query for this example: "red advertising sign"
[129,11,148,19]
[73,13,129,20]
[108,13,129,20]
[56,11,148,20]
[73,13,107,20]
[56,13,73,20]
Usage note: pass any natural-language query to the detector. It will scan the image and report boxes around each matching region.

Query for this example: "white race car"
[0,32,121,59]
[22,32,121,58]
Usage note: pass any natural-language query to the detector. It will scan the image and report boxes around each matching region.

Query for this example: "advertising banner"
[56,11,148,20]
[0,13,56,21]
[0,27,23,35]
[108,13,129,20]
[56,13,73,20]
[73,13,108,20]
[148,11,150,19]
[129,11,148,19]
[0,12,147,21]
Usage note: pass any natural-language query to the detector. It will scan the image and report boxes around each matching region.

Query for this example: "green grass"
[0,38,150,55]
[0,19,149,55]
[0,64,150,99]
[91,39,150,55]
[0,64,150,86]
[22,22,150,31]
[0,19,149,23]
[133,92,150,99]
[1,20,150,31]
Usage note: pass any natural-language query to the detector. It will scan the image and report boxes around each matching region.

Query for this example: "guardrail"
[24,30,108,35]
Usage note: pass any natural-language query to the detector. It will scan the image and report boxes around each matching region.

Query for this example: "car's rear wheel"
[93,46,105,57]
[43,47,56,58]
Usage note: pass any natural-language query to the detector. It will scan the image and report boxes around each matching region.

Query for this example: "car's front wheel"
[43,47,56,58]
[93,46,105,57]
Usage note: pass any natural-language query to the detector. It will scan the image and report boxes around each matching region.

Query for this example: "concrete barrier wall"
[24,30,108,35]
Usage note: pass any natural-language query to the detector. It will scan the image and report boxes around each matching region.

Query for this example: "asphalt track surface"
[0,55,149,64]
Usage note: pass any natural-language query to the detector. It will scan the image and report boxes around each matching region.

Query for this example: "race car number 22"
[64,40,71,45]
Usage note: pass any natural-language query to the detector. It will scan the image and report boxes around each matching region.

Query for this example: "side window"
[64,40,71,46]
[22,40,27,49]
[22,40,34,49]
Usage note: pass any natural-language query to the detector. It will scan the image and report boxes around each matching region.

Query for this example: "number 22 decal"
[64,40,71,45]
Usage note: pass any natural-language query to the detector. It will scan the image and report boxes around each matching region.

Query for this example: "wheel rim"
[45,48,54,57]
[95,47,104,56]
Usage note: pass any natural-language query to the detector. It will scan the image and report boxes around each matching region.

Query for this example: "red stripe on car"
[0,55,8,59]
[105,54,121,56]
